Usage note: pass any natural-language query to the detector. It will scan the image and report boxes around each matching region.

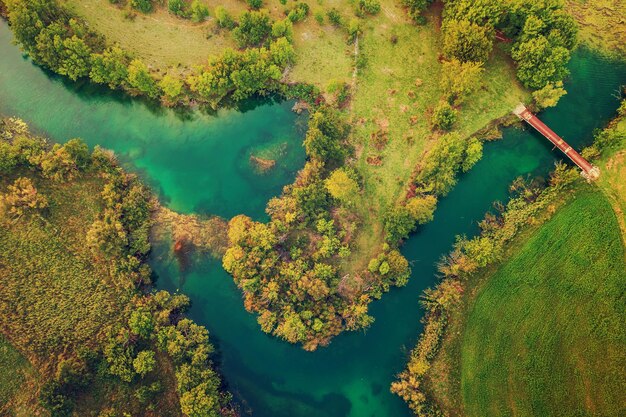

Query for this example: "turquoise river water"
[0,20,624,417]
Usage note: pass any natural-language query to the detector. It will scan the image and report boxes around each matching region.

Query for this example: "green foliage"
[130,0,153,13]
[159,74,184,101]
[0,177,48,218]
[325,168,360,206]
[272,18,294,43]
[384,205,416,243]
[233,10,273,48]
[440,59,484,104]
[401,0,432,23]
[512,36,570,89]
[431,100,457,131]
[326,8,343,27]
[133,350,156,377]
[127,59,159,98]
[532,81,567,109]
[358,0,381,15]
[287,3,309,23]
[168,0,187,17]
[303,108,349,165]
[416,132,475,196]
[214,6,235,29]
[190,0,209,22]
[90,46,130,89]
[246,0,263,10]
[442,20,493,63]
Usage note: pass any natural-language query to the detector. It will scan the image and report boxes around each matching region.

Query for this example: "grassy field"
[566,0,626,57]
[597,116,626,240]
[64,0,355,84]
[0,172,134,366]
[0,336,38,416]
[459,189,625,416]
[343,3,528,272]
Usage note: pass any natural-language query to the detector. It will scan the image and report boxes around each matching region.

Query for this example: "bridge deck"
[513,104,599,180]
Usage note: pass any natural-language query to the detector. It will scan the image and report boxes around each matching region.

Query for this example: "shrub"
[359,0,381,15]
[215,6,235,29]
[130,0,153,13]
[432,101,457,131]
[233,10,273,48]
[246,0,263,10]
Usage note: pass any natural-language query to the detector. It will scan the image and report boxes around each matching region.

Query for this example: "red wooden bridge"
[513,104,600,180]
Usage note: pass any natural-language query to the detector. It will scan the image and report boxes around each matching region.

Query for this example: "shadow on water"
[1,17,625,417]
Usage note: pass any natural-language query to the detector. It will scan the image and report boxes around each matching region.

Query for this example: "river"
[0,20,624,417]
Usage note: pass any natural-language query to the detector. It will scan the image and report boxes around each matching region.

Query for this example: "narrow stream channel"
[0,20,624,417]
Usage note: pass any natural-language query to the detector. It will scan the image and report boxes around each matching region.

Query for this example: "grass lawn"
[460,189,625,416]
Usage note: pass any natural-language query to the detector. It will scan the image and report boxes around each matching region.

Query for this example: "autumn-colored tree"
[0,177,48,218]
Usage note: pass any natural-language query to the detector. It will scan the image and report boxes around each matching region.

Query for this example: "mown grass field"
[460,189,625,416]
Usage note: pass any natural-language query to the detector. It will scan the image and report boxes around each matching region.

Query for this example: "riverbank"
[394,101,626,415]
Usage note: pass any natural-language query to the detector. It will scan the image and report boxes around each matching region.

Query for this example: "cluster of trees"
[581,99,626,161]
[441,0,578,91]
[166,0,209,22]
[384,132,481,243]
[222,107,411,349]
[400,0,433,24]
[392,162,581,416]
[0,120,235,416]
[4,0,298,108]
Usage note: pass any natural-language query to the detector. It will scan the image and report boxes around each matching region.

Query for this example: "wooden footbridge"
[513,104,600,180]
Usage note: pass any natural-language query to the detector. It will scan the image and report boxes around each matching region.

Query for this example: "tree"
[127,59,159,98]
[246,0,263,10]
[168,0,187,17]
[431,100,457,131]
[159,74,184,101]
[0,177,48,218]
[271,19,293,43]
[39,139,89,181]
[215,6,235,29]
[180,384,221,417]
[462,137,483,172]
[133,350,156,377]
[384,206,416,242]
[269,37,296,67]
[325,168,359,206]
[86,211,127,258]
[131,0,153,13]
[405,195,437,224]
[190,0,209,22]
[0,141,19,174]
[532,81,567,109]
[128,309,155,339]
[90,46,130,88]
[58,36,92,81]
[440,59,483,104]
[233,10,273,48]
[511,36,570,89]
[442,20,493,63]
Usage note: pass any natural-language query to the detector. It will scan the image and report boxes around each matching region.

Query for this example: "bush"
[233,10,273,48]
[246,0,263,10]
[432,101,457,131]
[130,0,153,13]
[215,6,235,29]
[359,0,381,15]
[442,20,493,63]
[190,0,209,22]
